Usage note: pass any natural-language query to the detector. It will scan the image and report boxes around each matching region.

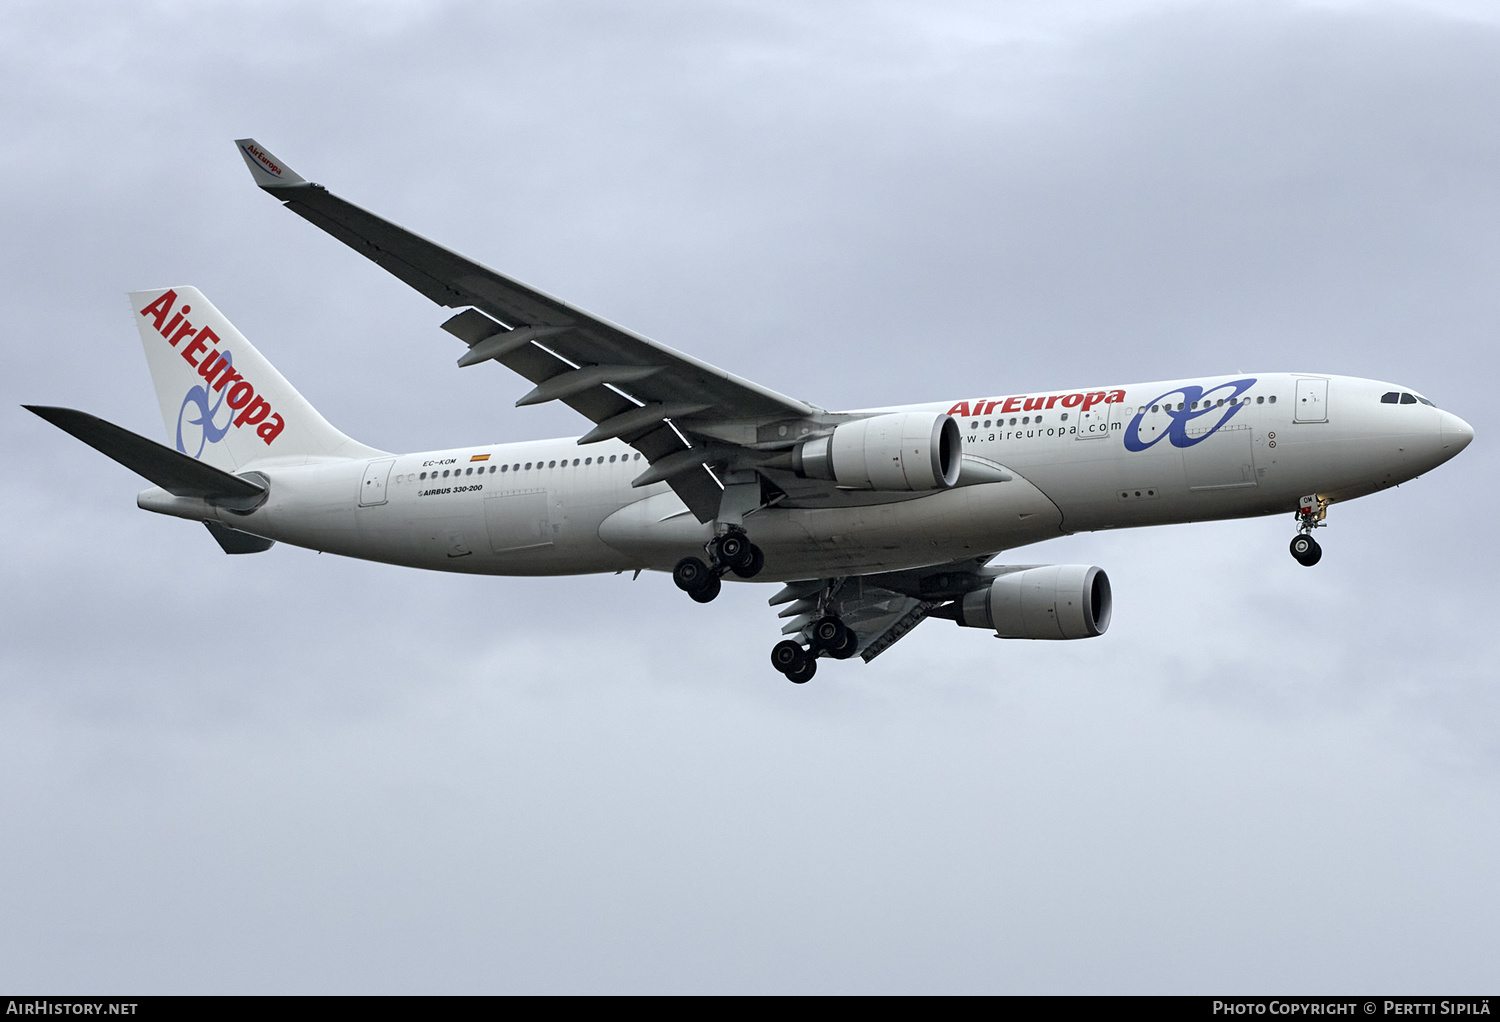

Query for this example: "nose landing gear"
[673,527,764,603]
[1289,494,1327,567]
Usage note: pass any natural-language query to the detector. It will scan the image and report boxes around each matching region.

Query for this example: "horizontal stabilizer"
[25,405,267,508]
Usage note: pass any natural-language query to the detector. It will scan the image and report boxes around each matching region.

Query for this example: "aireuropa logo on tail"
[139,290,286,457]
[240,142,283,179]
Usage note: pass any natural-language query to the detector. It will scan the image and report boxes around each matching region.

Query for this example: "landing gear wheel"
[731,544,765,579]
[785,658,817,684]
[1289,534,1322,567]
[771,639,807,675]
[673,556,712,593]
[714,532,754,571]
[689,574,722,603]
[827,627,859,660]
[810,615,848,653]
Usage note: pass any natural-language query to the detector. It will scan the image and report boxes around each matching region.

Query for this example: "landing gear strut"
[673,527,764,603]
[1289,494,1327,567]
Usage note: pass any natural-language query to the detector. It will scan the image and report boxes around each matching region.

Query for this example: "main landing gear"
[672,528,764,603]
[1289,494,1327,567]
[769,615,858,684]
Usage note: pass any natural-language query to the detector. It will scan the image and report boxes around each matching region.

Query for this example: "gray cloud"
[2,0,1496,992]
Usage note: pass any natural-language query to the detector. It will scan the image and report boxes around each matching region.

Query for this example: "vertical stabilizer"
[130,286,382,471]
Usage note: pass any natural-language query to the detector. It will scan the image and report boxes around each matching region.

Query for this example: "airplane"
[25,139,1475,683]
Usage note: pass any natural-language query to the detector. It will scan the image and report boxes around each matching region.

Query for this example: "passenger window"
[1035,415,1043,423]
[983,420,991,428]
[1269,396,1276,403]
[609,455,617,463]
[1059,414,1068,422]
[525,462,532,470]
[500,465,507,472]
[970,421,978,429]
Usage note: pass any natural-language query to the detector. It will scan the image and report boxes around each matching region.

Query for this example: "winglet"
[234,138,308,191]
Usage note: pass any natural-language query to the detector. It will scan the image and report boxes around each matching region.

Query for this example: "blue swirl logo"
[176,351,236,458]
[1123,378,1257,452]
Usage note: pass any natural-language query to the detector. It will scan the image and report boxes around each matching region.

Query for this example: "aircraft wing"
[236,139,826,522]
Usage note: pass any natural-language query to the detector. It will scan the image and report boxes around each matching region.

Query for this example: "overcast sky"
[3,0,1497,994]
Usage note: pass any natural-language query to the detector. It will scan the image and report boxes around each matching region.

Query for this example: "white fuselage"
[170,373,1471,581]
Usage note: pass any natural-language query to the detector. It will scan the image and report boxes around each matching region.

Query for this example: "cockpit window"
[1381,391,1437,406]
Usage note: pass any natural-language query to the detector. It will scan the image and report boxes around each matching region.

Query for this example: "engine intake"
[793,411,961,491]
[959,565,1112,640]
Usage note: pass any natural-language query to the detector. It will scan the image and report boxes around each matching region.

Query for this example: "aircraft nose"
[1441,410,1474,454]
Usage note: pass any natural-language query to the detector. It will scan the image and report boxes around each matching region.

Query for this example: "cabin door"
[358,459,396,506]
[1294,378,1329,423]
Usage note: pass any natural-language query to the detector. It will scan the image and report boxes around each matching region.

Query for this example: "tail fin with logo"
[130,286,382,471]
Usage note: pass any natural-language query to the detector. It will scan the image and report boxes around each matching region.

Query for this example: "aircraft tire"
[828,627,859,660]
[689,574,722,603]
[674,556,712,593]
[810,615,846,651]
[771,639,806,675]
[1289,535,1322,567]
[715,533,756,571]
[786,658,817,684]
[731,545,765,579]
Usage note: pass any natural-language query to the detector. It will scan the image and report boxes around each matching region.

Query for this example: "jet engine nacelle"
[959,565,1112,639]
[793,411,962,491]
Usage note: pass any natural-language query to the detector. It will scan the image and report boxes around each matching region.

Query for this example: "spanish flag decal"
[470,453,491,462]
